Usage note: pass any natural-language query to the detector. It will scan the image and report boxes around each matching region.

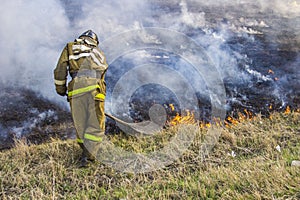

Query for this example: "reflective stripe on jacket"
[54,37,108,97]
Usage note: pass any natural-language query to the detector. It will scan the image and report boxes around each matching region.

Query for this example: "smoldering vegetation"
[0,0,299,148]
[0,87,74,150]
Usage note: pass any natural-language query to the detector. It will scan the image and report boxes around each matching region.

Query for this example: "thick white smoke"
[0,0,71,101]
[0,0,299,108]
[0,0,151,104]
[77,0,150,39]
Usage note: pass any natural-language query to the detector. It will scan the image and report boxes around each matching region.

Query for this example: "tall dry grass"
[0,111,299,199]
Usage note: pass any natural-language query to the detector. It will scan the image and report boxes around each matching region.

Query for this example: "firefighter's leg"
[95,97,106,158]
[70,96,87,144]
[69,96,88,144]
[83,93,105,160]
[69,95,91,167]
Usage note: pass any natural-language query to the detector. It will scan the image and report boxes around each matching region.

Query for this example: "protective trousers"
[69,91,105,157]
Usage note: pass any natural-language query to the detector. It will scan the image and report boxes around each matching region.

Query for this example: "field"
[0,111,299,199]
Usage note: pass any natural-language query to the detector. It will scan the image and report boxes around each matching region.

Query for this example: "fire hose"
[66,93,161,136]
[105,113,161,136]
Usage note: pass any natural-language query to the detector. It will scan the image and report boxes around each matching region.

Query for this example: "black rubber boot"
[78,144,95,168]
[78,156,89,168]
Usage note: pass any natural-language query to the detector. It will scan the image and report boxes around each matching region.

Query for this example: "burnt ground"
[0,83,299,150]
[1,2,299,150]
[0,87,74,150]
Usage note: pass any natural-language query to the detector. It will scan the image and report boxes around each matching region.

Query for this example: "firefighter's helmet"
[79,30,99,45]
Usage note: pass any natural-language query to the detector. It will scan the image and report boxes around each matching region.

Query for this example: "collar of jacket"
[76,37,97,47]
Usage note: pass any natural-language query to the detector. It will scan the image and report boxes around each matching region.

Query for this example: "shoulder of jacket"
[68,40,79,46]
[66,40,82,50]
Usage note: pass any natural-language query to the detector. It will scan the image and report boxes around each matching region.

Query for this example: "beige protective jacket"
[54,36,108,100]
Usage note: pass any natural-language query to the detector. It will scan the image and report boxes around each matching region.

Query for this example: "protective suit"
[54,30,108,167]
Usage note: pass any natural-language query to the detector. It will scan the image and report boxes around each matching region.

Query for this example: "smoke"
[77,0,151,39]
[185,0,300,17]
[0,0,299,112]
[0,0,152,102]
[0,0,72,102]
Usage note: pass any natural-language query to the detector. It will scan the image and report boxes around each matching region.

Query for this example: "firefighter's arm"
[54,45,68,96]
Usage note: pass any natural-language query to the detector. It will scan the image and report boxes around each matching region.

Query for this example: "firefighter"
[54,30,108,167]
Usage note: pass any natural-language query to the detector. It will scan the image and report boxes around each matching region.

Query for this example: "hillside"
[0,111,299,199]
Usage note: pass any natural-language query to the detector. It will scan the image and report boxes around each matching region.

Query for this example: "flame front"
[225,109,255,128]
[169,111,195,126]
[167,104,296,129]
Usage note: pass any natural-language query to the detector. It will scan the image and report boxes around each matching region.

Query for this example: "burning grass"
[0,111,299,199]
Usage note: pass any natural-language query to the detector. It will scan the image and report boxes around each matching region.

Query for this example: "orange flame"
[226,116,239,126]
[269,104,273,110]
[268,69,275,74]
[199,122,211,128]
[169,104,175,111]
[224,109,255,128]
[169,111,195,126]
[168,104,295,129]
[284,106,291,114]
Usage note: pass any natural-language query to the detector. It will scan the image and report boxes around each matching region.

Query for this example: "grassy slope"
[0,112,299,200]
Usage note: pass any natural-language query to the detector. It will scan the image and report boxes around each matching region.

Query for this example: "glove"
[56,85,67,96]
[57,92,67,96]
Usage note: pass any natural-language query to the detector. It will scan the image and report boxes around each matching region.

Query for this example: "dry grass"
[0,111,299,199]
